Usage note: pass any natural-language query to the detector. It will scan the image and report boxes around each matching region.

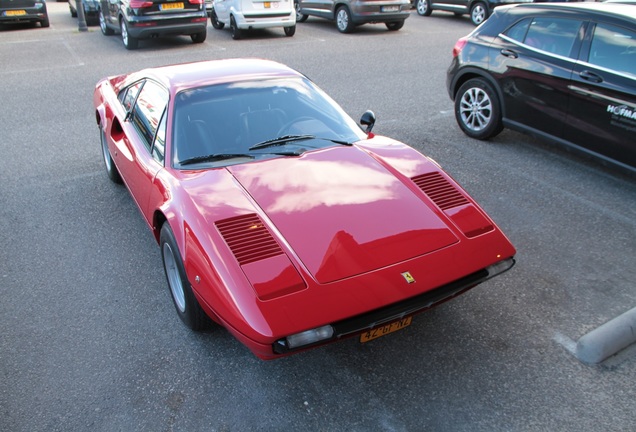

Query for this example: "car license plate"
[160,2,184,10]
[264,1,271,7]
[381,5,399,12]
[360,316,412,343]
[6,9,27,16]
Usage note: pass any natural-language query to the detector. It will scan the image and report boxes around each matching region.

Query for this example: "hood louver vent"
[412,172,469,210]
[215,214,283,266]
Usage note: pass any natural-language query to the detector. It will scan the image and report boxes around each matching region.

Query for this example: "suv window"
[588,23,636,77]
[506,17,583,57]
[130,80,169,151]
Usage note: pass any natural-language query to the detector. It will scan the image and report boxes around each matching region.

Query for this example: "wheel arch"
[450,68,506,118]
[332,2,350,19]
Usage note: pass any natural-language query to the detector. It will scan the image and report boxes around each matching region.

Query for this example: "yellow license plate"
[7,10,27,16]
[360,316,412,343]
[161,2,184,10]
[264,1,271,7]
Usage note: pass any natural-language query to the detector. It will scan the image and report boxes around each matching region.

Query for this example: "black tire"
[40,16,50,27]
[210,9,224,29]
[100,127,123,184]
[120,19,138,50]
[99,9,114,35]
[416,0,431,16]
[160,223,211,331]
[295,0,308,23]
[284,25,295,37]
[335,6,354,34]
[470,1,488,26]
[70,5,77,17]
[191,30,207,43]
[454,78,503,140]
[385,20,404,31]
[230,15,242,40]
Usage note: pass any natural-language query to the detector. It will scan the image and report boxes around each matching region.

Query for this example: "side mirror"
[360,110,376,136]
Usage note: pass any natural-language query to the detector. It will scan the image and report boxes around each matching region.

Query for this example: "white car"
[211,0,296,39]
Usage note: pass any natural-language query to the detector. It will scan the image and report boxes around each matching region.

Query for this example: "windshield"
[172,77,366,168]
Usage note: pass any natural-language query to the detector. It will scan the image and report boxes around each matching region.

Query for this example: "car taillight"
[188,0,204,3]
[130,0,153,7]
[452,37,468,58]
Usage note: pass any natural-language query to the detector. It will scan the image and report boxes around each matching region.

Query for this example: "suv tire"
[416,0,431,16]
[454,78,503,140]
[470,2,488,26]
[336,6,354,33]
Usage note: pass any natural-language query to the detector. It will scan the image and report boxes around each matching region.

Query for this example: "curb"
[575,307,636,364]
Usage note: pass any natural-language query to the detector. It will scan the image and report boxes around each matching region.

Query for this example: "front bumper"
[272,258,515,356]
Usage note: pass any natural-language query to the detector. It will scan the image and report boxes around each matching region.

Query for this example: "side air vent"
[411,172,469,210]
[215,214,283,266]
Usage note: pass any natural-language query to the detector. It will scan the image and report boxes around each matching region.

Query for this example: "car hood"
[226,146,459,284]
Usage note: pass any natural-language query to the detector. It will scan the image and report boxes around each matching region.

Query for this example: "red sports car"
[93,58,516,359]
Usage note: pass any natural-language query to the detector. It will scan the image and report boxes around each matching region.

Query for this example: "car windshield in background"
[172,77,366,168]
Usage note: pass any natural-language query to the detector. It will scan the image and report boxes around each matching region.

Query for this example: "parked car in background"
[69,0,100,25]
[447,3,636,172]
[415,0,533,26]
[93,58,516,359]
[295,0,410,33]
[98,0,208,50]
[210,0,296,39]
[0,0,49,27]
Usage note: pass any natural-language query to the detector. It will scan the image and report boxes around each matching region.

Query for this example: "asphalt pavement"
[1,3,635,431]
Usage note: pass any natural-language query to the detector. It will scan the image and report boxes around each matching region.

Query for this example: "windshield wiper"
[249,135,353,151]
[248,135,315,151]
[179,153,254,166]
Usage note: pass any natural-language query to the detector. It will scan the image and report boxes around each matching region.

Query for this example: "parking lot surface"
[1,3,635,431]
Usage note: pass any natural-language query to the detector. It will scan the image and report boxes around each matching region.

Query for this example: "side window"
[119,81,143,112]
[152,110,167,164]
[588,23,636,77]
[130,80,169,151]
[504,18,532,43]
[520,18,583,58]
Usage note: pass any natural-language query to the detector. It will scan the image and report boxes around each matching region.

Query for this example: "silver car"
[295,0,410,33]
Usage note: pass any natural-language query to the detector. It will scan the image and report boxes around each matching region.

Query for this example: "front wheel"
[160,223,211,331]
[121,19,138,49]
[385,20,404,31]
[470,2,488,26]
[100,127,122,184]
[336,6,354,33]
[99,9,114,35]
[210,9,224,29]
[295,0,308,22]
[284,25,295,36]
[454,78,503,140]
[416,0,431,16]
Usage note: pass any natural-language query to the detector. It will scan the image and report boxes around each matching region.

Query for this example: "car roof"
[129,58,303,95]
[504,2,636,22]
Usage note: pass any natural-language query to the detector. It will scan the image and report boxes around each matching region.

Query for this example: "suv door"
[494,16,584,139]
[565,20,636,169]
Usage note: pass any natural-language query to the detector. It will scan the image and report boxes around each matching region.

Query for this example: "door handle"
[500,49,518,59]
[579,70,603,84]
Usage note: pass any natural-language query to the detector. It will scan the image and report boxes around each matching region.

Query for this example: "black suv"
[415,0,533,26]
[98,0,208,50]
[447,3,636,172]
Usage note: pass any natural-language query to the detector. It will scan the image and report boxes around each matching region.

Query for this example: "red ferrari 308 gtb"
[93,58,516,359]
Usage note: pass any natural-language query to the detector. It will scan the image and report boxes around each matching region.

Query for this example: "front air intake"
[215,214,283,265]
